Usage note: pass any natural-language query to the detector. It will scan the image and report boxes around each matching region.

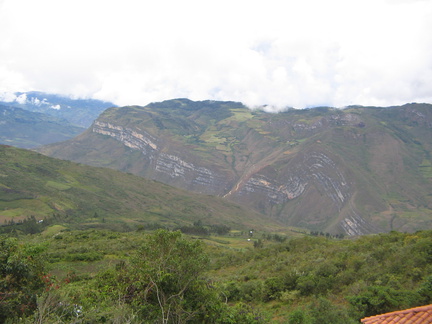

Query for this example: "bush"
[239,280,264,302]
[0,238,47,322]
[348,285,422,318]
[288,308,313,324]
[64,251,104,262]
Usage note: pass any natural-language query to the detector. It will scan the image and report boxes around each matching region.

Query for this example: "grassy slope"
[0,145,284,231]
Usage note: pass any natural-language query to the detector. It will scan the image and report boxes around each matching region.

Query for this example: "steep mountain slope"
[0,91,115,127]
[0,145,276,231]
[0,105,85,148]
[38,100,432,235]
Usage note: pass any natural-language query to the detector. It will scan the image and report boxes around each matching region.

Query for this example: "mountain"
[0,91,115,127]
[0,145,278,231]
[0,105,85,148]
[38,99,432,235]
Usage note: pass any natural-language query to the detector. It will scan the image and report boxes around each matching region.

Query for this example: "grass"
[225,108,254,122]
[23,227,293,281]
[41,224,67,237]
[45,181,72,191]
[419,159,432,178]
[0,145,284,232]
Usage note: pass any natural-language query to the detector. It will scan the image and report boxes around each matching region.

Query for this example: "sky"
[0,0,431,110]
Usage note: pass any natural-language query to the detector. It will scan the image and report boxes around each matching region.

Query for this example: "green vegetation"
[38,100,432,235]
[0,145,278,232]
[3,100,432,322]
[419,159,432,179]
[1,228,431,323]
[0,237,47,322]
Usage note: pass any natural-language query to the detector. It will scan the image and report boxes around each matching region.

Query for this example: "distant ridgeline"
[0,92,115,148]
[0,105,85,148]
[0,91,116,127]
[37,99,432,235]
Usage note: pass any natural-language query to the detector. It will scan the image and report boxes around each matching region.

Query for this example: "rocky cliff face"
[92,120,229,194]
[93,121,159,155]
[38,100,432,235]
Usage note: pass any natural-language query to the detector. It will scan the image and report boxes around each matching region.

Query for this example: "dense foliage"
[0,238,47,322]
[0,228,431,323]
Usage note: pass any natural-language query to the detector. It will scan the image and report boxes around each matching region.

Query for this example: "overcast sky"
[0,0,431,109]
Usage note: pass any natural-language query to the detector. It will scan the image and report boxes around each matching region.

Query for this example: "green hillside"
[0,105,85,148]
[39,100,432,235]
[0,145,283,232]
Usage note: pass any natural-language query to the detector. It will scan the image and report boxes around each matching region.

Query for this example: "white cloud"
[0,91,18,102]
[0,0,431,109]
[15,93,27,104]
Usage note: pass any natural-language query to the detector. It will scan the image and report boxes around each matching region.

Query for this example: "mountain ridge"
[38,99,432,235]
[0,91,116,148]
[0,91,116,128]
[0,104,85,148]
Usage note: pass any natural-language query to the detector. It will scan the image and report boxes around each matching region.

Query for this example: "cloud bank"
[0,0,431,109]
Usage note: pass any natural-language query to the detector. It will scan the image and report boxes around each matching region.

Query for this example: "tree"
[0,237,47,322]
[128,230,213,323]
[348,285,421,318]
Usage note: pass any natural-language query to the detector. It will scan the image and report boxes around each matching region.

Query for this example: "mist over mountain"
[0,91,116,148]
[0,91,116,128]
[0,105,85,148]
[38,99,432,235]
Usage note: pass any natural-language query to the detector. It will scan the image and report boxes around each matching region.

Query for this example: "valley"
[1,99,431,323]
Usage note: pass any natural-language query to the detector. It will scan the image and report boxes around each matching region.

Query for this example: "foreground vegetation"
[1,227,432,323]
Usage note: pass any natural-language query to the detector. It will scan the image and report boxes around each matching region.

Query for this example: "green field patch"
[73,183,103,193]
[58,172,80,186]
[45,181,71,191]
[258,130,271,135]
[225,109,254,122]
[0,213,28,223]
[246,118,263,128]
[216,144,230,152]
[200,133,225,145]
[297,118,310,124]
[399,211,422,220]
[42,224,67,237]
[419,159,432,178]
[201,236,231,245]
[0,207,37,218]
[0,199,55,219]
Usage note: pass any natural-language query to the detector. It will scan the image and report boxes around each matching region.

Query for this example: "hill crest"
[0,144,279,232]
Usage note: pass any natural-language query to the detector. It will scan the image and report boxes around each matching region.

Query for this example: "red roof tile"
[361,304,432,324]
